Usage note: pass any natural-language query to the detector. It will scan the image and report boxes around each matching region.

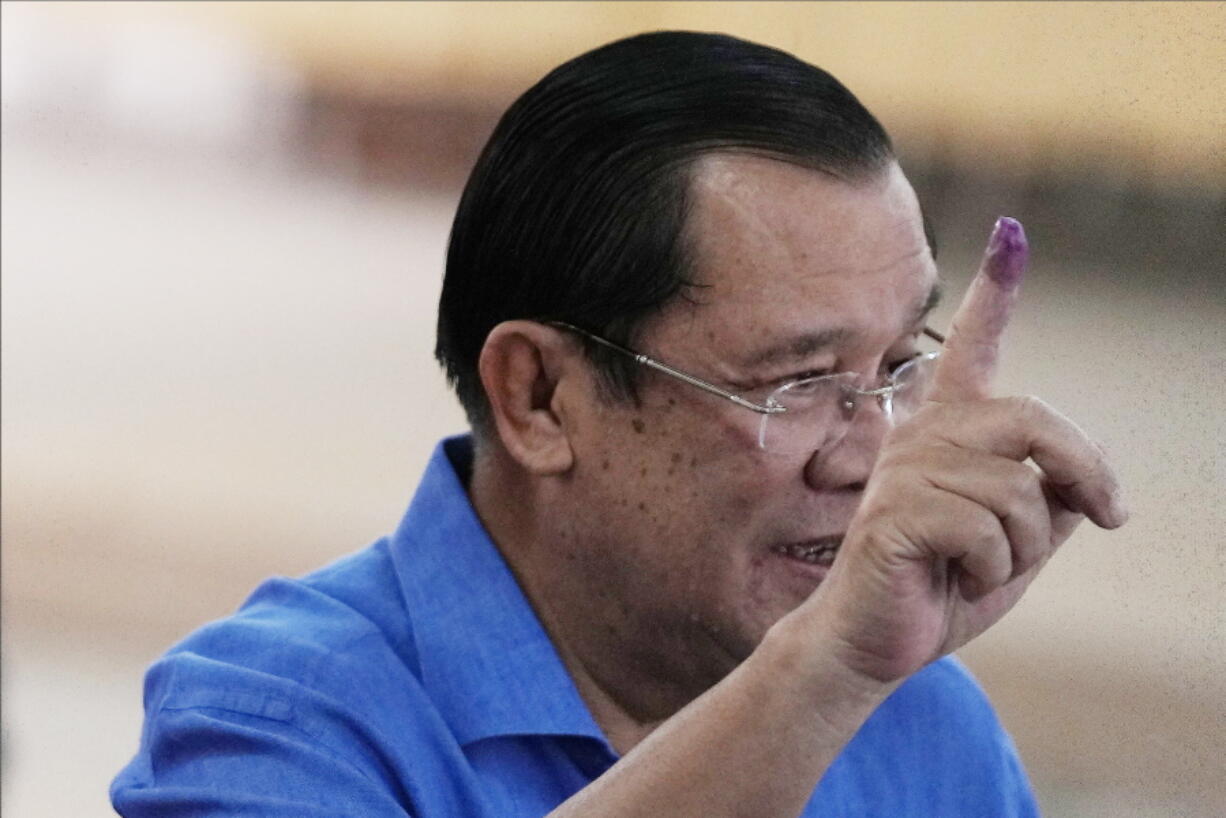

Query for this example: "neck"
[469,443,696,754]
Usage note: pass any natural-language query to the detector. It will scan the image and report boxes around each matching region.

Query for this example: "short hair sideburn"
[435,31,894,431]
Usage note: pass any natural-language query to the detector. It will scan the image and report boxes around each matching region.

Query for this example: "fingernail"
[985,216,1029,287]
[1109,493,1130,528]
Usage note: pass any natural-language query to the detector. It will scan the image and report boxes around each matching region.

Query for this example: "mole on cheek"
[602,459,610,470]
[632,418,646,434]
[637,501,647,512]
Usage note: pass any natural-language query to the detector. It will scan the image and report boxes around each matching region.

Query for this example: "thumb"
[929,217,1029,402]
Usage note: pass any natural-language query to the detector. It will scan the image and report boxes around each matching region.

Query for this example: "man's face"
[557,154,940,691]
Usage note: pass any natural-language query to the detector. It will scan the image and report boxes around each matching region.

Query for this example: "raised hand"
[801,217,1127,685]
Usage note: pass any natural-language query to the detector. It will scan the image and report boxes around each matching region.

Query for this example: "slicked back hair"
[436,31,895,432]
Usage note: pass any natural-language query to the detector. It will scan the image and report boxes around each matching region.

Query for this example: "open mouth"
[772,536,842,567]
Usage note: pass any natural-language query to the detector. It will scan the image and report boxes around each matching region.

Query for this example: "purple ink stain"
[985,216,1029,287]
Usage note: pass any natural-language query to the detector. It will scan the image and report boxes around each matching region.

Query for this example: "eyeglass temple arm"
[547,321,784,415]
[635,354,785,414]
[548,321,945,415]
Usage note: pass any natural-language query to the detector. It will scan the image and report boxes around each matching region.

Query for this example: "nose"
[802,393,893,492]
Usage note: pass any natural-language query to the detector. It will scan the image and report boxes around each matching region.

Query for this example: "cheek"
[578,382,798,524]
[601,409,787,553]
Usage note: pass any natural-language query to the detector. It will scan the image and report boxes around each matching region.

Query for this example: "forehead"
[655,154,937,358]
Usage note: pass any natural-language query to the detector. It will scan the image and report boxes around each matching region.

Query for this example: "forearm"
[546,614,894,818]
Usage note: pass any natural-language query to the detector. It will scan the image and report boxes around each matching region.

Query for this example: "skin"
[471,154,1125,815]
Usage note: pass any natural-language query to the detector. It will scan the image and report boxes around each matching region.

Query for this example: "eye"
[772,369,833,389]
[764,370,839,402]
[884,353,920,377]
[737,368,832,394]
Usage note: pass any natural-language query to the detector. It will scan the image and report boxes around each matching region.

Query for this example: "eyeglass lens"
[756,354,939,454]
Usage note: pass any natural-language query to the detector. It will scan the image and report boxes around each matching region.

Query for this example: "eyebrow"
[738,281,944,369]
[739,326,855,369]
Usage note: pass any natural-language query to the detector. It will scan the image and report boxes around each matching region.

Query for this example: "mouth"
[771,535,843,568]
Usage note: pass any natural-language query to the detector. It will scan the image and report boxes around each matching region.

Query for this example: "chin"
[720,569,827,660]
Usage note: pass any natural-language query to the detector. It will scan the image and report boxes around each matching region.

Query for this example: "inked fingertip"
[985,216,1029,287]
[993,216,1025,241]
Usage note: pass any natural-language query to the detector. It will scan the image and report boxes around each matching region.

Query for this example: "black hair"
[435,30,895,431]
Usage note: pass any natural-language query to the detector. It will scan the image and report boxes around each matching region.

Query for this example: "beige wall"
[51,1,1226,186]
[3,4,1224,816]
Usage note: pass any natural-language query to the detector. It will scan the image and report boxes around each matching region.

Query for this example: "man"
[113,31,1125,816]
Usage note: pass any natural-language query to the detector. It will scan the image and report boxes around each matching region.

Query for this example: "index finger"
[929,217,1029,402]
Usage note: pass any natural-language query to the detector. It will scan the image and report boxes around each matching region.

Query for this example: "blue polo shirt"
[112,435,1038,817]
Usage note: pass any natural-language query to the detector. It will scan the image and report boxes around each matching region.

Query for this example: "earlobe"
[478,321,576,475]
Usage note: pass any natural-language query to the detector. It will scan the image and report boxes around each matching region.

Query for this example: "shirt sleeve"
[111,704,415,817]
[994,721,1041,818]
[811,656,1042,817]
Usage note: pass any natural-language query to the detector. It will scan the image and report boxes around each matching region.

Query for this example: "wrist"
[760,608,900,731]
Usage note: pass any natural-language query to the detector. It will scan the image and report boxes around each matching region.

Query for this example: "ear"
[478,320,577,475]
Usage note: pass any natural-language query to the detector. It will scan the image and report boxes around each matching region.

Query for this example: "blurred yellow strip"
[43,1,1226,188]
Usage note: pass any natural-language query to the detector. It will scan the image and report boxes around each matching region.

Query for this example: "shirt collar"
[390,435,610,749]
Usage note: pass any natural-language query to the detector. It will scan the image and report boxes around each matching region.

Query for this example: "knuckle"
[1012,394,1052,423]
[972,519,1014,582]
[1004,460,1042,498]
[990,559,1013,586]
[987,461,1044,521]
[970,511,1005,551]
[1088,437,1116,475]
[1011,518,1049,568]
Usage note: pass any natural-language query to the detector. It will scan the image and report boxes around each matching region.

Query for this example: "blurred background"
[2,2,1223,815]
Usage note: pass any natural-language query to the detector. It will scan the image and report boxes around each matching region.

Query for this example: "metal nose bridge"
[853,383,896,398]
[838,379,901,421]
